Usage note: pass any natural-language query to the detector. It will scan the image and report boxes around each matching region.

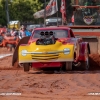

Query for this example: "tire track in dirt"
[0,48,100,100]
[0,70,100,100]
[83,72,100,92]
[67,73,100,95]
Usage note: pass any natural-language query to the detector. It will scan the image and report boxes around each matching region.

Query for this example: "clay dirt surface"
[0,48,100,100]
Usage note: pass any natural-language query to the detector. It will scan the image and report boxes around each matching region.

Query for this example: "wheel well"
[12,36,30,66]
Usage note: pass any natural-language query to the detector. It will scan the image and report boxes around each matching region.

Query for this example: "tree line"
[0,0,73,26]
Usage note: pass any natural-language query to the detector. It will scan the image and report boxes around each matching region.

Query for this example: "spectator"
[10,27,17,36]
[0,31,5,44]
[19,25,31,39]
[25,29,32,36]
[71,14,74,25]
[19,25,26,39]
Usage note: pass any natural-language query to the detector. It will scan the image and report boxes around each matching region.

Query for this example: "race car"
[12,26,90,72]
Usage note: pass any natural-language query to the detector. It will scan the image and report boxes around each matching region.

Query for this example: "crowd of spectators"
[0,25,32,51]
[0,25,32,39]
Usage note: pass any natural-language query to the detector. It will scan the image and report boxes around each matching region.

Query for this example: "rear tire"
[81,49,89,70]
[81,61,89,70]
[65,62,72,71]
[23,63,30,72]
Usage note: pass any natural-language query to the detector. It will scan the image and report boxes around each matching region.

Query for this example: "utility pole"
[44,0,46,26]
[56,0,58,26]
[5,0,10,25]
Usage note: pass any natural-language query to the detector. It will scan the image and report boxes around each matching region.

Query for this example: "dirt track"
[0,48,100,100]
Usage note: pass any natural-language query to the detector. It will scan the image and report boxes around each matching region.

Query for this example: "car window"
[33,29,68,38]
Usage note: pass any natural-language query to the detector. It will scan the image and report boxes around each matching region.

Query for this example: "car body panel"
[19,40,74,63]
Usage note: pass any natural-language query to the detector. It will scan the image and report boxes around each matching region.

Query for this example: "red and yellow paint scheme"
[18,26,90,71]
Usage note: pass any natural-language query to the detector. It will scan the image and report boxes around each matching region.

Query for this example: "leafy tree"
[0,0,44,25]
[0,0,73,26]
[0,0,7,25]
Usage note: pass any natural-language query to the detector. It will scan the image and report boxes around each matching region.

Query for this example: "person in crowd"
[19,25,26,39]
[71,14,74,25]
[0,30,5,46]
[25,29,32,36]
[10,27,17,36]
[3,31,19,51]
[19,25,31,39]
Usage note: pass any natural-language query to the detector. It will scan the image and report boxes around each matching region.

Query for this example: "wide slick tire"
[81,49,89,70]
[23,63,30,72]
[65,62,72,71]
[81,57,89,70]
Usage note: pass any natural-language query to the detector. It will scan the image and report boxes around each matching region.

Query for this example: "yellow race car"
[12,26,90,72]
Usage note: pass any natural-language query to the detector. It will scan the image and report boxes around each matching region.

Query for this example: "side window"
[55,30,68,38]
[33,30,40,38]
[70,29,75,37]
